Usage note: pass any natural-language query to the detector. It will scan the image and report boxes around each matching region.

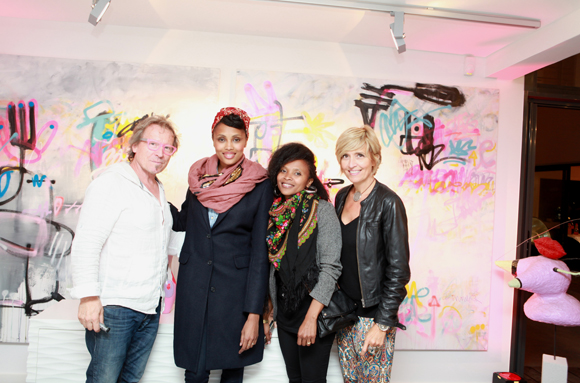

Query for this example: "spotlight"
[89,0,112,26]
[389,11,406,54]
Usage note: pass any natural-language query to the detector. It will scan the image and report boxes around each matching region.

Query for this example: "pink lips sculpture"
[496,237,580,326]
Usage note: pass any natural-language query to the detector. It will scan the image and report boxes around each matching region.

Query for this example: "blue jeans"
[85,302,161,383]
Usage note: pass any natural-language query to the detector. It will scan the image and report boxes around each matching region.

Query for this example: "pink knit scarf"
[188,154,268,213]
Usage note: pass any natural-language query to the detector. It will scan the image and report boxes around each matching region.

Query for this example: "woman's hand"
[263,297,274,346]
[361,324,387,354]
[297,299,324,346]
[239,313,260,354]
[263,320,272,346]
[297,316,318,346]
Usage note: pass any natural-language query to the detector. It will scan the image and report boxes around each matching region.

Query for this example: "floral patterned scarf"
[267,191,320,314]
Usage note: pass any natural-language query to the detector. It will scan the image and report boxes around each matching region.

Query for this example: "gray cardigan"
[268,199,342,321]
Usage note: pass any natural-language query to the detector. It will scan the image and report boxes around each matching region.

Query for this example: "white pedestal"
[26,300,344,382]
[541,354,567,383]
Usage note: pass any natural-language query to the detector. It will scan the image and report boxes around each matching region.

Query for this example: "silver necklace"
[353,179,375,202]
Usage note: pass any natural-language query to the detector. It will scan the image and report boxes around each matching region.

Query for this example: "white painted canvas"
[0,53,220,343]
[236,70,499,350]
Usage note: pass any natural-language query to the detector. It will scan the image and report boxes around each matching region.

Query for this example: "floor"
[524,367,580,383]
[1,375,25,383]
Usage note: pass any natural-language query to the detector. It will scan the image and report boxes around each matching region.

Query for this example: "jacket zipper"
[356,200,365,308]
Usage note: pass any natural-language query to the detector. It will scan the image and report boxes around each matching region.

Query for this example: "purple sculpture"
[496,237,580,327]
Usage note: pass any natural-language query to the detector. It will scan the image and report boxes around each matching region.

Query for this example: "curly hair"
[127,115,180,161]
[267,142,329,201]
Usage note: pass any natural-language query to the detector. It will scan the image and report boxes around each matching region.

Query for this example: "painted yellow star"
[287,112,335,148]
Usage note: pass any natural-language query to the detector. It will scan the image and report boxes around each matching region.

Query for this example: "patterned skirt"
[337,317,397,383]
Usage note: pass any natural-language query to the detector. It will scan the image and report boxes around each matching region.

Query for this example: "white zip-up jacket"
[70,162,172,314]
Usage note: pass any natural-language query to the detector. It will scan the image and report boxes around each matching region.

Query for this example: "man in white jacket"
[71,115,179,383]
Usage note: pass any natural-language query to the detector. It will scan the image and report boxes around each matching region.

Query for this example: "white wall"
[0,16,524,382]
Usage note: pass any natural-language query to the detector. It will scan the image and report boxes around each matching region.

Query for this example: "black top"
[275,271,312,333]
[338,216,378,318]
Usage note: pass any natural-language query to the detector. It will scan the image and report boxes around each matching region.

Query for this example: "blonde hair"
[127,115,180,161]
[335,126,382,175]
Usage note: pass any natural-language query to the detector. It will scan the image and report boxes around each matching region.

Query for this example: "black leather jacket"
[335,181,411,328]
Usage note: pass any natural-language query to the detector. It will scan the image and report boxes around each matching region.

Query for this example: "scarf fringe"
[278,259,320,315]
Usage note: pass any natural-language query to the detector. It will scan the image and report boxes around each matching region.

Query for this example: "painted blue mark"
[49,124,55,129]
[18,102,24,108]
[448,139,477,157]
[1,133,19,151]
[31,174,47,187]
[443,159,466,164]
[28,101,34,107]
[0,171,12,198]
[375,98,453,151]
[0,125,3,130]
[102,131,113,140]
[376,99,409,149]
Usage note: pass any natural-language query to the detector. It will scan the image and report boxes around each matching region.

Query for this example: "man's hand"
[78,296,104,332]
[239,313,260,354]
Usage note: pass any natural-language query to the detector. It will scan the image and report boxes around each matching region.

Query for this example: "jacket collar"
[336,180,379,213]
[96,162,165,195]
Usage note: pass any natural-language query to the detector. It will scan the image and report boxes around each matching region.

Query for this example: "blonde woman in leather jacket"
[333,126,411,383]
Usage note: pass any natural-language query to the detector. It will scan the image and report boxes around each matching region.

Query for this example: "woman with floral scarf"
[264,142,342,383]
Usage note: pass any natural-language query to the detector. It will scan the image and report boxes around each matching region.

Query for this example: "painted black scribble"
[354,84,395,128]
[354,83,466,129]
[355,82,467,170]
[0,209,74,315]
[1,100,74,324]
[117,113,151,138]
[414,83,466,107]
[399,114,464,171]
[8,101,37,150]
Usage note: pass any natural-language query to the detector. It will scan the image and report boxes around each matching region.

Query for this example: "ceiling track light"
[256,0,541,29]
[89,0,112,26]
[254,0,541,52]
[390,11,406,54]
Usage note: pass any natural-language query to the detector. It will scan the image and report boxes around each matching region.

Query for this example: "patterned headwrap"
[211,107,251,134]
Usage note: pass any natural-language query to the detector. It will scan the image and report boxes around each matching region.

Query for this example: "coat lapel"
[211,206,231,229]
[194,197,211,230]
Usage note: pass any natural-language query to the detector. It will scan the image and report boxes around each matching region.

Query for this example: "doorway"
[516,100,580,382]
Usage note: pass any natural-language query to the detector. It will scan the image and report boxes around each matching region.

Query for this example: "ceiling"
[1,0,580,78]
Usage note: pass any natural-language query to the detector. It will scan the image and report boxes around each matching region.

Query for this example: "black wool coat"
[172,179,273,371]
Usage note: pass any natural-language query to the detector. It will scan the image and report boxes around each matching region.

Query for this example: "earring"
[274,186,281,197]
[305,184,317,194]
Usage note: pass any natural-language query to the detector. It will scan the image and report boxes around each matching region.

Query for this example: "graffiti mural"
[1,54,498,350]
[0,54,220,342]
[236,70,499,350]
